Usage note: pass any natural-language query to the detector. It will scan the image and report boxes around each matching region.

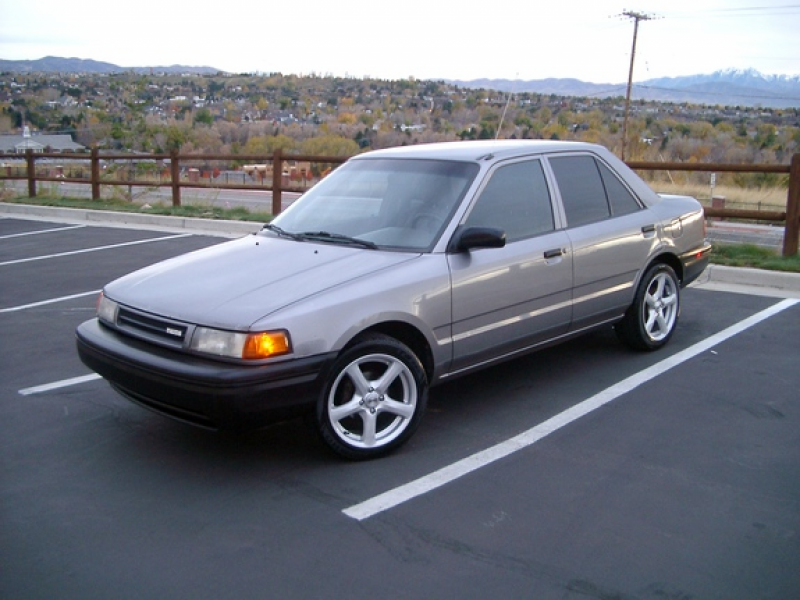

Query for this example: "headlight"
[190,327,291,360]
[97,294,119,324]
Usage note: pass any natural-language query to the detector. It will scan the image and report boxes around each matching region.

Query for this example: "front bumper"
[679,241,713,287]
[76,318,335,431]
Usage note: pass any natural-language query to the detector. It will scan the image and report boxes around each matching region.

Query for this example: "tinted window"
[464,160,554,242]
[272,158,478,251]
[549,156,611,227]
[598,161,641,216]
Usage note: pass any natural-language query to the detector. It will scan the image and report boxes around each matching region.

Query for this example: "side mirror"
[449,226,506,252]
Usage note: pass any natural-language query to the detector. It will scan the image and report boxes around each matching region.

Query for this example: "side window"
[549,156,611,228]
[464,160,554,243]
[598,161,642,216]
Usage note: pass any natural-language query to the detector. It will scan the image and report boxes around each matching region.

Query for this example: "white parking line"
[19,373,102,396]
[0,233,193,266]
[0,290,101,313]
[0,224,86,240]
[343,298,799,521]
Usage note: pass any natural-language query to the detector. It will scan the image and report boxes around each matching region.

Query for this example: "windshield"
[269,158,478,251]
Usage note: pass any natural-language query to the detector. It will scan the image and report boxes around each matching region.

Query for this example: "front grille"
[117,307,189,347]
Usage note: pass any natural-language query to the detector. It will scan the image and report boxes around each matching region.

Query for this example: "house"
[0,127,86,153]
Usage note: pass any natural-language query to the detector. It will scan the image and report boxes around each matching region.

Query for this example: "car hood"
[104,235,419,329]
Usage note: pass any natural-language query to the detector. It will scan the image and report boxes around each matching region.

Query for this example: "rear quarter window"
[598,161,642,216]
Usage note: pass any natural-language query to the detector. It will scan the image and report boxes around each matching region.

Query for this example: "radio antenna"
[496,74,518,139]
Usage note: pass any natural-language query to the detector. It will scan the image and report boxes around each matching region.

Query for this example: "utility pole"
[620,10,656,161]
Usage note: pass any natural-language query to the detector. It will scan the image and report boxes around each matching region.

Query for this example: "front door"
[447,159,573,375]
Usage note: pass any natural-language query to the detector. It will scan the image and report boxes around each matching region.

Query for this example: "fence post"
[170,149,181,207]
[272,148,282,217]
[783,153,800,257]
[91,146,101,200]
[25,150,36,198]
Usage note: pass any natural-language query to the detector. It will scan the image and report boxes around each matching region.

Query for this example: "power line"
[663,4,800,16]
[633,83,800,103]
[697,4,800,12]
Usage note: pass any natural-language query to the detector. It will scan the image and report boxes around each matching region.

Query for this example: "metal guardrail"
[1,149,798,257]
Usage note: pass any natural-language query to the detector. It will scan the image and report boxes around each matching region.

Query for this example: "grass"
[643,181,788,211]
[2,194,799,273]
[0,195,273,223]
[710,243,800,273]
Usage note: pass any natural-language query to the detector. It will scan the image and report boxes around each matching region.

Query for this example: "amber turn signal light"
[242,331,291,359]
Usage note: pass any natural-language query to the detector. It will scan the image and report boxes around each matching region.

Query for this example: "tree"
[537,107,552,123]
[164,123,190,152]
[301,135,359,156]
[754,124,777,149]
[243,134,295,154]
[194,108,214,126]
[0,113,14,134]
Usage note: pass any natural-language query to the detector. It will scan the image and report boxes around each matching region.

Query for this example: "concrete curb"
[0,202,263,238]
[3,202,800,295]
[698,264,800,293]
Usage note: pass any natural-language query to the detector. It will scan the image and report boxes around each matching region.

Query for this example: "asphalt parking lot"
[2,214,799,600]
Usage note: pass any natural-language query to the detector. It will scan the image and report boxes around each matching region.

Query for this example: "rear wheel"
[315,334,428,460]
[615,263,680,351]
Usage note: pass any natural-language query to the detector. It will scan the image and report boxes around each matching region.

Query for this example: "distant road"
[1,180,302,213]
[0,180,785,249]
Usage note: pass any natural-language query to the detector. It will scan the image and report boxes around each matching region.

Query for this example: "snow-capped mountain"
[647,68,800,92]
[449,69,800,108]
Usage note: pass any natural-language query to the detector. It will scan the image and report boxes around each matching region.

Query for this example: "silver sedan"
[77,140,711,459]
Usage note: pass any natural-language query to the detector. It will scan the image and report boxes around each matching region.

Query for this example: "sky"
[0,0,798,83]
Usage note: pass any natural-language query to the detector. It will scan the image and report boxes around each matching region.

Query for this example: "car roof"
[352,140,603,163]
[350,139,662,208]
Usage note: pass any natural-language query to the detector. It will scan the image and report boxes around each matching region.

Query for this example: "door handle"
[641,224,656,235]
[544,248,564,259]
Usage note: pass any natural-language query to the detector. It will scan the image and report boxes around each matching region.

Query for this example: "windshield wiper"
[297,231,378,249]
[262,223,304,241]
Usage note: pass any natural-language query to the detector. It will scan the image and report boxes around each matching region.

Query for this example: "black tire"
[615,263,680,351]
[314,334,428,460]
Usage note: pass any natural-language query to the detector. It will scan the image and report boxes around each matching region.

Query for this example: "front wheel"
[615,263,680,351]
[314,334,428,460]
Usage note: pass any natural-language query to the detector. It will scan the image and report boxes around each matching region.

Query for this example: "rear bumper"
[76,318,335,431]
[679,242,713,287]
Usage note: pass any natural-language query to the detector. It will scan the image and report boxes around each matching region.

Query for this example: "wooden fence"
[1,148,798,257]
[627,154,799,257]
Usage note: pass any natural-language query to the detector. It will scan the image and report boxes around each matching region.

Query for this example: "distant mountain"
[0,56,122,73]
[0,56,222,76]
[449,77,627,99]
[633,69,800,108]
[3,57,798,108]
[448,69,800,109]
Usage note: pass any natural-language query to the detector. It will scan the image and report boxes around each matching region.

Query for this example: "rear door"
[547,153,659,330]
[447,158,572,375]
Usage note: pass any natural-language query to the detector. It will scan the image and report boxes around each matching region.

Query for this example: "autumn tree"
[301,134,359,156]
